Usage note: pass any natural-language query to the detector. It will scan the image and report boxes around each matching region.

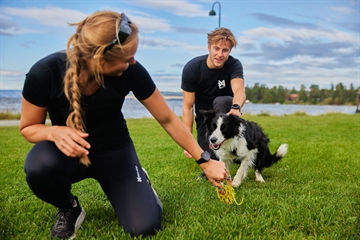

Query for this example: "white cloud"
[129,0,208,17]
[1,6,176,35]
[1,26,40,35]
[2,6,87,27]
[333,47,355,54]
[132,16,171,33]
[0,70,23,77]
[239,27,358,45]
[138,36,205,50]
[329,6,355,15]
[269,55,337,66]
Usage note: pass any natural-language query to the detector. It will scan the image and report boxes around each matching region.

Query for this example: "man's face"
[207,40,232,69]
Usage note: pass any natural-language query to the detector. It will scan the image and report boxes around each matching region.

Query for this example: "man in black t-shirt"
[181,28,246,178]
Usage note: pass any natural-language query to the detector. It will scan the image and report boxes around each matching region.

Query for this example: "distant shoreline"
[0,89,183,100]
[126,95,183,100]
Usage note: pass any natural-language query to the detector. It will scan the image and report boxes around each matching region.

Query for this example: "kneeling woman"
[19,10,227,238]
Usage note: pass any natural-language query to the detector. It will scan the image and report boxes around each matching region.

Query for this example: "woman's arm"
[140,88,227,187]
[19,97,90,158]
[181,90,196,158]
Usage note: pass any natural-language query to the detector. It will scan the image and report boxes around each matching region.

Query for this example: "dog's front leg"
[232,158,254,187]
[219,158,231,172]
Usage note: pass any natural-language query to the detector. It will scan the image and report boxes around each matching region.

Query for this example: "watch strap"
[231,104,241,112]
[196,158,208,165]
[196,151,211,165]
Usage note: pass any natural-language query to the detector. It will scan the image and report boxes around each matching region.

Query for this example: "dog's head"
[200,109,244,150]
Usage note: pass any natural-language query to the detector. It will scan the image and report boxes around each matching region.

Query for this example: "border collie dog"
[201,110,288,187]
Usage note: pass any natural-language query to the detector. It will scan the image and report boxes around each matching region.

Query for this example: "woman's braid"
[64,19,90,166]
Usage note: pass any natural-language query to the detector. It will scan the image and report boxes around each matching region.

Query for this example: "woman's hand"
[19,97,90,158]
[200,160,228,188]
[50,126,91,158]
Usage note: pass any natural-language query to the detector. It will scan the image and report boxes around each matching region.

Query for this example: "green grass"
[1,114,359,239]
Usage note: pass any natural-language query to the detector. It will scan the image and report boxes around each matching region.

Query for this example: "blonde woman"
[20,11,227,239]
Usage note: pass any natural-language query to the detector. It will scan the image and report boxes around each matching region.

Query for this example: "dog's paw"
[255,170,265,183]
[255,178,265,183]
[232,177,242,188]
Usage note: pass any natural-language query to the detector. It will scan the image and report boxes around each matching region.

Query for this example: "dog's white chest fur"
[214,133,254,163]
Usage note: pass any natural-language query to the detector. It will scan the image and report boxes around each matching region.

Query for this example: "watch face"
[201,151,211,161]
[232,104,240,110]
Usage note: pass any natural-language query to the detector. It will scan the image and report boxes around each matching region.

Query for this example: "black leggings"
[24,140,162,237]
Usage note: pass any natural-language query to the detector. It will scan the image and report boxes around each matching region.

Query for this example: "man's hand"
[228,109,242,117]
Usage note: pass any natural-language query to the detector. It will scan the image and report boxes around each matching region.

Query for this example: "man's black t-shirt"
[181,54,243,122]
[22,51,156,151]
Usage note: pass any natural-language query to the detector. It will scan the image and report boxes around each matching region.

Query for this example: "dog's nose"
[210,137,217,143]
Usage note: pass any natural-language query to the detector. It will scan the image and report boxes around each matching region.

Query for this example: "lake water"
[0,90,358,117]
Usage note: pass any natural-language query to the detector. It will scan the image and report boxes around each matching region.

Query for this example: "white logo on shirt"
[218,80,226,89]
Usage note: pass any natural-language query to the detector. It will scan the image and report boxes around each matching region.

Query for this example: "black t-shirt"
[22,51,156,151]
[181,54,243,121]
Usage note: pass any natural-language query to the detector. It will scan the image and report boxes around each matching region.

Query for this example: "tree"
[298,84,308,103]
[242,82,356,105]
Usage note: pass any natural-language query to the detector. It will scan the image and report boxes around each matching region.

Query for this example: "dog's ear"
[199,109,216,136]
[227,113,242,126]
[199,109,216,121]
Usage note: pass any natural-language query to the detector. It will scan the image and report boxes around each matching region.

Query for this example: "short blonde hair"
[207,27,237,49]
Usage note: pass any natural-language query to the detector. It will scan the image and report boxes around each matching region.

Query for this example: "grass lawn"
[0,113,359,239]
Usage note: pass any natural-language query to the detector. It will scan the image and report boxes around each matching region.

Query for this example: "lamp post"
[209,1,221,28]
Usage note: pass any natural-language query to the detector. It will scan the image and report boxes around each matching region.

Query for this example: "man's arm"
[229,77,246,116]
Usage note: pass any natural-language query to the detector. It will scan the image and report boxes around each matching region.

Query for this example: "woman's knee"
[24,141,65,182]
[124,215,162,237]
[119,199,163,237]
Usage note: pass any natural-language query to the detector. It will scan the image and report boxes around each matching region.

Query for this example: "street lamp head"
[209,10,216,16]
[209,1,221,27]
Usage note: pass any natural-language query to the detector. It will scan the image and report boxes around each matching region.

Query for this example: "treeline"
[245,82,360,105]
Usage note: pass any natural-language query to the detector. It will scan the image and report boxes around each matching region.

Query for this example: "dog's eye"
[221,125,227,132]
[211,124,217,130]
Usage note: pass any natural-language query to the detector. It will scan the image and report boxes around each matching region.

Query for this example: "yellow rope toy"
[216,176,244,205]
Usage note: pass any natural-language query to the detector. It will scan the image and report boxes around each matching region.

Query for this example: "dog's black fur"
[201,110,288,187]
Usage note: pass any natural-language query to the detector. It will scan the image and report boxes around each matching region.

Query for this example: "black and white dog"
[201,110,288,187]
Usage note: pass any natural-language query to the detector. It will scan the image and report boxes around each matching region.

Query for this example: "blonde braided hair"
[63,11,138,166]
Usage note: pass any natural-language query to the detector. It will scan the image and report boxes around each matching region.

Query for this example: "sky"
[0,0,359,92]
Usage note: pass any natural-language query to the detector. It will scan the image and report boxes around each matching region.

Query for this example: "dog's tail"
[271,144,288,163]
[259,143,288,169]
[264,143,288,167]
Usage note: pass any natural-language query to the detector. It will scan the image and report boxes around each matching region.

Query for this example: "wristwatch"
[231,104,241,112]
[196,151,211,165]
